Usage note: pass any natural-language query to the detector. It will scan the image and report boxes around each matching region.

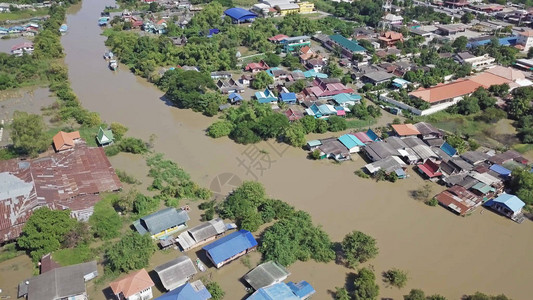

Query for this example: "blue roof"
[339,134,365,149]
[203,230,257,265]
[366,129,380,141]
[255,89,277,103]
[224,8,257,21]
[332,93,361,104]
[248,282,299,300]
[303,69,328,78]
[467,36,517,48]
[266,67,281,76]
[317,104,336,115]
[487,194,525,213]
[280,93,297,102]
[395,168,406,177]
[228,92,243,101]
[154,282,212,300]
[329,34,366,53]
[133,208,190,236]
[307,140,321,147]
[489,164,512,176]
[286,281,315,298]
[440,142,457,157]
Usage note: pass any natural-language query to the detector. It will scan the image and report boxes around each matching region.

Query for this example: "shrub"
[207,121,233,138]
[426,197,439,207]
[383,268,408,288]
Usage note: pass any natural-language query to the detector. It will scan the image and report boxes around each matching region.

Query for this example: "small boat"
[109,59,118,71]
[103,51,114,60]
[59,24,68,34]
[98,17,110,27]
[196,258,206,272]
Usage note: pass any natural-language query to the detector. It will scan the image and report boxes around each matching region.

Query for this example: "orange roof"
[409,79,482,103]
[156,19,166,25]
[469,72,511,88]
[518,30,533,37]
[109,269,154,298]
[300,46,312,54]
[485,66,525,82]
[391,124,421,136]
[379,31,403,40]
[52,131,81,152]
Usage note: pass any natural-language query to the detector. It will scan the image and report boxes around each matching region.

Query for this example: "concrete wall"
[379,94,461,116]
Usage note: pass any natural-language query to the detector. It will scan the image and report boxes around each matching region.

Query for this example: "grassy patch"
[0,8,49,22]
[116,169,141,185]
[53,244,94,266]
[513,144,533,154]
[232,0,257,7]
[346,118,376,130]
[0,146,19,161]
[0,243,24,263]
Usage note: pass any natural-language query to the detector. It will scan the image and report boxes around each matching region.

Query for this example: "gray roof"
[414,122,441,137]
[243,261,291,290]
[363,142,398,161]
[460,151,489,165]
[457,175,480,189]
[384,136,408,150]
[410,145,438,161]
[133,208,190,236]
[24,261,97,300]
[154,256,197,291]
[401,136,427,148]
[319,139,349,156]
[178,218,226,250]
[425,138,445,148]
[365,156,406,174]
[362,71,395,83]
[456,52,475,61]
[431,146,451,161]
[443,173,467,186]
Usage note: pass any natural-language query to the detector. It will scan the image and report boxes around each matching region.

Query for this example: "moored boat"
[59,24,68,34]
[109,59,118,71]
[103,51,114,60]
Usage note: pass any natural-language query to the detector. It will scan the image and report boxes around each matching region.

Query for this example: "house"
[245,60,270,73]
[280,92,297,104]
[177,218,227,251]
[417,159,443,179]
[11,42,34,56]
[362,141,398,161]
[318,139,351,161]
[332,93,361,107]
[461,151,488,166]
[391,78,410,89]
[488,150,528,165]
[52,131,81,152]
[435,24,466,36]
[366,129,381,141]
[203,229,258,268]
[436,185,482,216]
[133,207,190,239]
[352,132,373,144]
[440,142,457,157]
[303,78,354,99]
[154,256,197,291]
[18,261,98,300]
[281,36,311,52]
[298,1,314,13]
[305,103,338,118]
[484,194,525,221]
[414,122,443,140]
[268,34,289,43]
[299,46,314,61]
[382,13,403,27]
[210,71,232,80]
[306,57,326,72]
[454,52,495,70]
[408,79,482,107]
[243,261,291,290]
[327,34,366,58]
[247,281,315,300]
[224,7,257,23]
[516,29,533,52]
[216,78,245,94]
[275,3,300,16]
[255,89,278,104]
[285,107,305,122]
[228,92,243,105]
[109,269,155,300]
[0,145,122,243]
[338,134,365,153]
[361,71,395,85]
[154,280,212,300]
[364,156,407,177]
[378,31,404,47]
[40,253,60,274]
[391,124,421,137]
[241,74,253,86]
[302,69,328,79]
[488,164,512,179]
[97,127,114,146]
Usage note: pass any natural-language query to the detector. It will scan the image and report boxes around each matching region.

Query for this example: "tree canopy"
[89,195,122,239]
[10,111,50,157]
[105,231,156,272]
[341,231,379,268]
[353,267,379,300]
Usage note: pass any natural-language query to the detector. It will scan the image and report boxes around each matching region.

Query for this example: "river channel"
[60,1,533,299]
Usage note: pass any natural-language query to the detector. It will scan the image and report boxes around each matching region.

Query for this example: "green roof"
[96,127,114,145]
[329,34,366,53]
[472,182,494,194]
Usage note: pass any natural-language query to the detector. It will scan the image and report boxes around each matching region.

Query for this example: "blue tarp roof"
[224,7,257,21]
[338,134,365,149]
[489,164,511,176]
[203,230,257,265]
[248,282,299,300]
[332,93,361,104]
[154,282,212,300]
[485,194,525,213]
[440,142,457,157]
[287,281,315,298]
[280,93,297,102]
[366,129,380,141]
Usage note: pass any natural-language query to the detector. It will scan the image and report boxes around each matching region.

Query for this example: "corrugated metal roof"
[248,282,300,300]
[490,194,525,213]
[203,230,257,265]
[135,208,190,236]
[244,261,290,290]
[154,280,211,300]
[489,164,511,176]
[154,256,197,291]
[287,281,315,298]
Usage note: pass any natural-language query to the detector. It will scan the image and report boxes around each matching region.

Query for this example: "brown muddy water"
[0,36,32,54]
[3,0,522,298]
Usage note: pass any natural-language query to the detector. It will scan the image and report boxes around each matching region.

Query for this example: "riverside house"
[133,207,190,239]
[203,230,257,268]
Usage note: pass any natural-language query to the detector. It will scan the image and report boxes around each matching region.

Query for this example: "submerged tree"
[341,231,379,268]
[10,111,49,157]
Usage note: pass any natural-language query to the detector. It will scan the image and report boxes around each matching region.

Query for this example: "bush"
[383,268,408,288]
[341,231,379,268]
[426,197,439,207]
[207,121,233,138]
[89,195,122,240]
[354,169,370,179]
[119,137,148,154]
[206,282,225,300]
[353,268,379,300]
[105,232,156,273]
[116,169,140,184]
[328,116,348,132]
[311,149,321,160]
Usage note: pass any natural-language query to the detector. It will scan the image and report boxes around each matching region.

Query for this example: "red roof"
[436,185,481,215]
[110,269,154,298]
[268,34,289,42]
[11,42,33,51]
[245,60,269,71]
[418,159,442,178]
[409,79,482,104]
[352,132,372,144]
[285,108,304,121]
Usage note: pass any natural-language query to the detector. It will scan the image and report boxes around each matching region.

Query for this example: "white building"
[517,29,533,52]
[455,53,495,70]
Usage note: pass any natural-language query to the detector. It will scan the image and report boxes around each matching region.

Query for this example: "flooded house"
[484,194,525,222]
[154,256,197,291]
[364,156,407,178]
[133,207,190,239]
[18,261,98,300]
[243,261,291,291]
[97,127,115,146]
[0,144,122,243]
[109,269,155,300]
[203,229,257,268]
[435,185,483,216]
[177,218,228,251]
[154,280,211,300]
[52,130,81,152]
[417,159,443,179]
[247,281,315,300]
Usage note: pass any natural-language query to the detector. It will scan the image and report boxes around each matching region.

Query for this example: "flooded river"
[59,1,533,299]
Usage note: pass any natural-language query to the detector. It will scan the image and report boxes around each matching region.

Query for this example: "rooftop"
[409,79,482,104]
[244,261,290,290]
[391,124,421,136]
[109,269,154,299]
[154,256,197,291]
[203,230,257,265]
[329,34,366,52]
[133,208,190,236]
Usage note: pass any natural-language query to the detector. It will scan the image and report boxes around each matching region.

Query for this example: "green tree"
[254,113,290,139]
[328,116,348,132]
[252,71,274,90]
[315,118,329,133]
[325,60,344,78]
[263,53,281,67]
[119,137,148,154]
[287,80,307,93]
[404,289,426,300]
[207,121,234,138]
[17,208,77,261]
[105,231,156,272]
[11,111,49,156]
[110,122,128,141]
[463,292,511,300]
[161,69,216,113]
[133,193,159,215]
[341,231,379,268]
[283,124,306,147]
[299,115,317,134]
[383,268,408,288]
[461,12,474,24]
[89,195,122,240]
[451,36,468,52]
[206,282,225,300]
[353,268,379,300]
[311,149,321,160]
[335,287,351,300]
